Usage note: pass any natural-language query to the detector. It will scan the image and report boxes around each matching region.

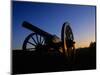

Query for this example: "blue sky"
[12,1,96,49]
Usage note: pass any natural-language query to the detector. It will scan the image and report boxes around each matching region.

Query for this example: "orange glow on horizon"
[75,40,95,49]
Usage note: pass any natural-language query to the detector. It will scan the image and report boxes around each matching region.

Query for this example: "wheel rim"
[22,33,45,51]
[61,22,74,56]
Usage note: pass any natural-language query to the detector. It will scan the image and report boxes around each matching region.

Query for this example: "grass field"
[12,45,96,74]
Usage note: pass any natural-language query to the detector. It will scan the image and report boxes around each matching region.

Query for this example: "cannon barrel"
[22,21,54,38]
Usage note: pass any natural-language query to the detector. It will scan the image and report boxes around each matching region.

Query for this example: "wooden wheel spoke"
[28,41,36,46]
[23,33,46,51]
[35,34,39,43]
[31,36,37,45]
[39,35,42,43]
[41,38,45,44]
[28,48,35,50]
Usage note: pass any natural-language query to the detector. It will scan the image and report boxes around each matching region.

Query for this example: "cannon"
[22,21,75,56]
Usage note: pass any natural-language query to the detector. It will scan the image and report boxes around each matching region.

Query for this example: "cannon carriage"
[22,21,75,57]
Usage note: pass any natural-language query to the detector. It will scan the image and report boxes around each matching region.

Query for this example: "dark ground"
[12,47,96,74]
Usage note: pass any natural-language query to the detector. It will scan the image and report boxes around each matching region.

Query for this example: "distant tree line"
[89,42,96,48]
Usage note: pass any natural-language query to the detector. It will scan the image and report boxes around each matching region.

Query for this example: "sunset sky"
[12,1,96,49]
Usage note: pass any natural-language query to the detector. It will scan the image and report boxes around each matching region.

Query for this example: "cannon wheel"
[22,33,45,51]
[61,22,74,56]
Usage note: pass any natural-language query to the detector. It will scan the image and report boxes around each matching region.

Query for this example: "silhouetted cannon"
[22,21,75,56]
